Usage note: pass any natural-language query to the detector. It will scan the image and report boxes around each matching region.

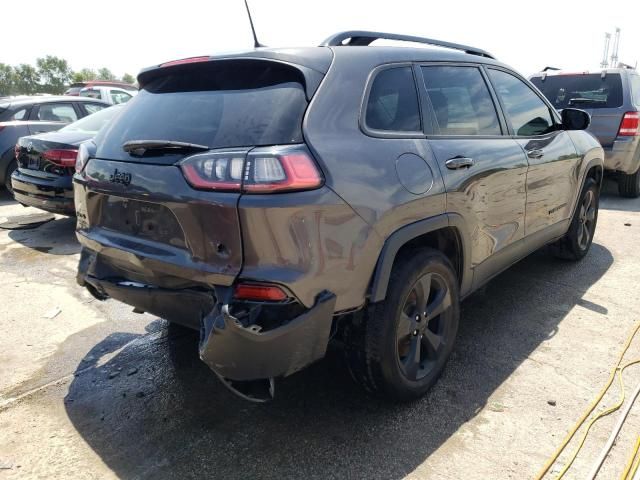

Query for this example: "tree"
[13,64,40,95]
[36,56,72,94]
[73,68,97,83]
[0,63,15,96]
[121,73,135,84]
[97,67,116,81]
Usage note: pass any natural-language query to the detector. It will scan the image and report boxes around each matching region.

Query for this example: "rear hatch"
[75,55,328,287]
[531,73,625,148]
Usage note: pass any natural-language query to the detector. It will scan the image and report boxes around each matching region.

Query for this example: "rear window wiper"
[568,98,606,105]
[122,140,210,156]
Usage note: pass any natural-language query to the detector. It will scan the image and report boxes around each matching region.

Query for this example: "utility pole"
[610,27,621,68]
[601,32,611,68]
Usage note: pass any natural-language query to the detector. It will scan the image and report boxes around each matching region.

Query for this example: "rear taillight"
[43,149,78,168]
[179,146,323,193]
[619,112,640,136]
[234,283,289,302]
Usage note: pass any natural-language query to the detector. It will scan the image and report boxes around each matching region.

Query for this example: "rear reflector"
[234,283,288,302]
[619,112,640,136]
[179,145,323,193]
[43,149,78,167]
[160,56,210,67]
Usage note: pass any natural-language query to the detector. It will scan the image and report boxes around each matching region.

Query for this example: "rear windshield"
[94,60,308,161]
[530,73,623,109]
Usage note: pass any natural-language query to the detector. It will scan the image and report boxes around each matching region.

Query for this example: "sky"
[2,0,639,79]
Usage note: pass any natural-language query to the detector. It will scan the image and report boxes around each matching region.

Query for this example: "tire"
[345,248,460,401]
[618,168,640,198]
[4,159,17,195]
[550,177,599,261]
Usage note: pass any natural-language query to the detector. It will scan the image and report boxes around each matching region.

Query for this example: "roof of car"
[0,95,109,109]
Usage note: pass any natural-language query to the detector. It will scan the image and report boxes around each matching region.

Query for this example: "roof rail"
[320,30,495,59]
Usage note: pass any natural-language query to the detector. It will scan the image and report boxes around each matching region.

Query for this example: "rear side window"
[36,103,78,123]
[84,103,107,114]
[489,69,554,136]
[530,73,623,109]
[422,66,501,136]
[365,66,421,132]
[10,108,28,120]
[630,75,640,108]
[80,88,102,100]
[95,60,309,161]
[109,90,132,104]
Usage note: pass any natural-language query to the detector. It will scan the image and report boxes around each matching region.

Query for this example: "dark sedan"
[0,96,109,192]
[12,105,124,215]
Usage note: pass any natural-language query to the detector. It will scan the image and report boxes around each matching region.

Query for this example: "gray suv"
[531,68,640,197]
[74,31,604,402]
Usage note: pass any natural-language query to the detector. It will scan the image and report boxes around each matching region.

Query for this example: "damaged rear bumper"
[199,291,336,381]
[77,248,337,383]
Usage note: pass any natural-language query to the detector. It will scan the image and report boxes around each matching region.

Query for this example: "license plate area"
[28,157,40,170]
[99,195,187,249]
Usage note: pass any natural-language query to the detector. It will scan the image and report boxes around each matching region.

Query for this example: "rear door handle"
[526,149,544,159]
[445,156,474,170]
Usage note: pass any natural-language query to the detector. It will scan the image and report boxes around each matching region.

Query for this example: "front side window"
[365,66,421,132]
[36,103,78,123]
[421,66,501,136]
[489,69,554,136]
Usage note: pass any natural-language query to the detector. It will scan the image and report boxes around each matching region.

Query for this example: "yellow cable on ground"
[535,321,640,480]
[620,436,640,480]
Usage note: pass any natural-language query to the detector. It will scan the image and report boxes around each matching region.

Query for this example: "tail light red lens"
[179,146,323,193]
[244,152,323,192]
[180,151,245,191]
[43,149,79,168]
[234,283,289,302]
[619,112,640,136]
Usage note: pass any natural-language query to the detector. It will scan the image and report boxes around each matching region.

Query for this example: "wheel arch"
[369,214,473,303]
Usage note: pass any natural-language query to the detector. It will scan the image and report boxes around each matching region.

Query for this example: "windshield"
[530,73,623,109]
[94,60,308,162]
[60,105,122,134]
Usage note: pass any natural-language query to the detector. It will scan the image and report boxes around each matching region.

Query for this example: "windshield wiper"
[122,140,209,156]
[568,98,606,105]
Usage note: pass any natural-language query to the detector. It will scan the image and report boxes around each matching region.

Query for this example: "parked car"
[0,96,109,192]
[530,67,640,197]
[64,81,137,96]
[79,86,137,105]
[74,31,604,402]
[12,105,124,215]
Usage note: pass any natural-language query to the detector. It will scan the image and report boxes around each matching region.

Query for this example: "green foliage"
[36,56,72,94]
[74,68,98,83]
[121,73,135,84]
[97,67,116,81]
[13,64,40,95]
[5,57,128,96]
[0,63,15,96]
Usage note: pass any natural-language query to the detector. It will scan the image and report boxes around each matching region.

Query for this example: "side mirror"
[562,108,591,131]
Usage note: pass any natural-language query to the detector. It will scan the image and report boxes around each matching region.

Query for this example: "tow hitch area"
[199,290,336,402]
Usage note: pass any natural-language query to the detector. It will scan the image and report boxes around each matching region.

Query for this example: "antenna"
[244,0,264,48]
[610,27,620,68]
[601,32,611,68]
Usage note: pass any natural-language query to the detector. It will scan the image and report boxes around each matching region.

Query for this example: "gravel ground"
[0,179,639,479]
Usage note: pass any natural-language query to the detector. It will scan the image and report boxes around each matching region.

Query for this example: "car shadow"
[7,215,79,255]
[600,177,640,213]
[0,189,17,207]
[63,244,613,479]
